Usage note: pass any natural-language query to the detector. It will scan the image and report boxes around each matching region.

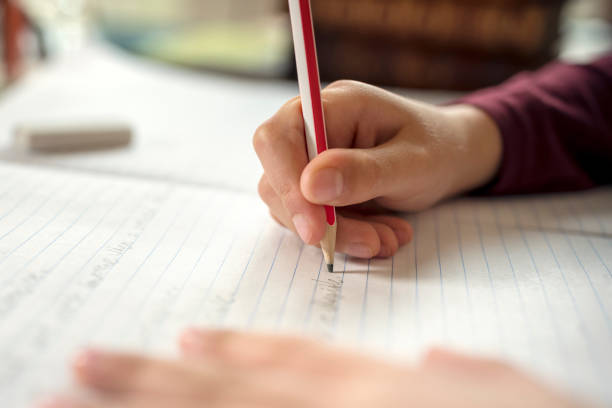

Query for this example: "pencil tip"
[327,264,334,273]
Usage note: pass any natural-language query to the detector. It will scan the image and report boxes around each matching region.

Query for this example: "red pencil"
[288,0,337,272]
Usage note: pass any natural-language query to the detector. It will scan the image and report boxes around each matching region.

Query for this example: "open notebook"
[0,162,610,406]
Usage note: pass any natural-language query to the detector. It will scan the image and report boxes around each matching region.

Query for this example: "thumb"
[300,138,414,207]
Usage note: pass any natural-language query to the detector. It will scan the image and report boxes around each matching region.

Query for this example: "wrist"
[441,104,503,197]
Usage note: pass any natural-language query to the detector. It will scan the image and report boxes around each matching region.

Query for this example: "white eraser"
[14,120,132,152]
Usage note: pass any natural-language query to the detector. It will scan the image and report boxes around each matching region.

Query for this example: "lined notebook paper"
[0,162,610,407]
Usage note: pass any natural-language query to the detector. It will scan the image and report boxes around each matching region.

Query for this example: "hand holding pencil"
[253,3,502,261]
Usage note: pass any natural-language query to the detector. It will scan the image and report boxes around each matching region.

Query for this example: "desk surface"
[0,43,461,191]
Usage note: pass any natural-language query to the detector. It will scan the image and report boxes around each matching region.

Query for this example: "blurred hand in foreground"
[37,330,587,408]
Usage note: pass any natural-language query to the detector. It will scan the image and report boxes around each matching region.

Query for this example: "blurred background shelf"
[2,0,612,93]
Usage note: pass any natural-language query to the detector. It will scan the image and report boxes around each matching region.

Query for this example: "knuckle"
[324,80,371,98]
[257,176,275,202]
[275,181,294,202]
[254,96,302,155]
[269,211,284,227]
[325,79,357,91]
[252,121,279,155]
[282,95,302,110]
[358,150,383,192]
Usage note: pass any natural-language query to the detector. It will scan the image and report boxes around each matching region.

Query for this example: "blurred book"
[99,15,292,78]
[311,0,568,90]
[96,0,292,78]
[316,35,541,91]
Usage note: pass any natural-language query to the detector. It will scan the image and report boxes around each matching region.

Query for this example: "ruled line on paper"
[0,178,70,255]
[565,235,612,334]
[0,188,136,348]
[0,171,17,198]
[452,206,474,347]
[144,197,227,343]
[531,200,608,391]
[385,255,395,349]
[358,259,371,342]
[217,228,265,326]
[4,187,101,282]
[123,194,213,339]
[434,209,448,342]
[90,191,187,338]
[566,201,612,278]
[248,233,285,327]
[331,254,347,338]
[548,204,612,336]
[275,243,305,329]
[510,202,570,372]
[473,205,504,353]
[303,255,324,329]
[413,215,421,343]
[0,176,40,223]
[192,235,236,324]
[0,186,126,328]
[491,203,534,361]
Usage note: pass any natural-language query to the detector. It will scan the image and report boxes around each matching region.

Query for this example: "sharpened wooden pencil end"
[321,222,337,273]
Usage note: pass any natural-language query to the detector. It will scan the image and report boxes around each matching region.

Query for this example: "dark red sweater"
[460,53,612,195]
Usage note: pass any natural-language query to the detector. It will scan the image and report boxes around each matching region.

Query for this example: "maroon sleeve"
[458,54,612,195]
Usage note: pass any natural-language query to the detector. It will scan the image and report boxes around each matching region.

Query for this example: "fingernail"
[393,228,411,246]
[36,396,77,408]
[72,349,100,378]
[378,245,392,258]
[347,244,374,259]
[311,168,343,202]
[292,214,312,243]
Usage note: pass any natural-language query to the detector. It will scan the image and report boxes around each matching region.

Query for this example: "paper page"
[0,162,611,407]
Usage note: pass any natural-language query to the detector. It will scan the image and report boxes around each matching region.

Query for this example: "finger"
[361,215,413,247]
[369,221,399,258]
[261,174,407,258]
[300,136,428,208]
[334,214,389,258]
[423,348,514,376]
[253,100,327,245]
[260,187,400,259]
[179,330,365,375]
[180,330,322,366]
[36,396,101,408]
[258,175,292,228]
[35,395,206,408]
[261,193,378,258]
[71,349,229,397]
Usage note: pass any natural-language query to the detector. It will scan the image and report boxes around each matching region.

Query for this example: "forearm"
[440,104,503,198]
[455,54,612,195]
